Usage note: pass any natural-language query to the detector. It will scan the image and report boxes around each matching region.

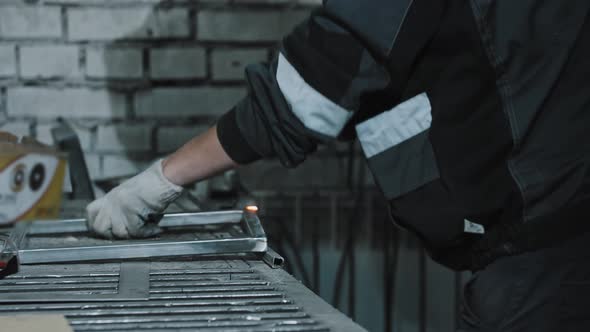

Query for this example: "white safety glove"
[86,159,184,239]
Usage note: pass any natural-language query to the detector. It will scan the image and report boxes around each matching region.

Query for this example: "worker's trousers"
[457,231,590,332]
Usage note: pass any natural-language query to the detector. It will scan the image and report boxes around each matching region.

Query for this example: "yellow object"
[0,132,66,226]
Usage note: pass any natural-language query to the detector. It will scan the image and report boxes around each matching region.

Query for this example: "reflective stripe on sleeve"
[276,53,353,138]
[355,93,432,158]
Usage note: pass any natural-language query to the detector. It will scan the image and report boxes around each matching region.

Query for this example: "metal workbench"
[0,210,366,332]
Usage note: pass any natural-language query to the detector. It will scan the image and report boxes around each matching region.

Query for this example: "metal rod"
[27,211,244,235]
[276,218,312,287]
[19,237,267,265]
[312,216,320,294]
[262,248,285,269]
[419,246,427,332]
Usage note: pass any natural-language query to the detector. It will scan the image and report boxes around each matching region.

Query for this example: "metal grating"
[0,273,119,294]
[0,260,342,332]
[0,270,120,301]
[0,263,151,302]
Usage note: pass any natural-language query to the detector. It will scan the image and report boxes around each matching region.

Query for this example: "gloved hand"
[86,159,184,239]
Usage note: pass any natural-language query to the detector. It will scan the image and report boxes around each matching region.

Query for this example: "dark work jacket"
[217,0,590,270]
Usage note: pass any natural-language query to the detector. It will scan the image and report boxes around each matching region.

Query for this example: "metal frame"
[9,210,267,265]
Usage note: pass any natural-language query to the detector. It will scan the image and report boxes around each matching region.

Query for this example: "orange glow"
[245,205,259,213]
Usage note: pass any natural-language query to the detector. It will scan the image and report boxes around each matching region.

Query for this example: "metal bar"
[65,313,309,326]
[0,291,286,303]
[262,248,284,269]
[35,305,302,317]
[51,120,95,201]
[18,237,267,265]
[27,211,244,235]
[148,291,285,300]
[149,285,275,294]
[0,283,116,292]
[242,211,266,238]
[0,277,119,285]
[9,220,31,249]
[0,293,123,303]
[0,299,293,312]
[149,269,254,276]
[69,319,320,330]
[419,247,427,332]
[150,281,269,288]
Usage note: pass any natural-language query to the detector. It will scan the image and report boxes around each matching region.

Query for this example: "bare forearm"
[162,126,237,186]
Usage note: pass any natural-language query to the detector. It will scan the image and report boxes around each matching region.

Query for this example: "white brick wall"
[149,47,206,79]
[135,87,246,118]
[0,7,62,39]
[7,87,127,119]
[198,10,309,41]
[96,123,153,152]
[67,8,190,41]
[86,47,143,79]
[0,45,16,77]
[157,125,209,153]
[0,121,31,138]
[0,1,346,187]
[102,155,149,179]
[36,122,93,151]
[20,45,80,79]
[212,48,268,81]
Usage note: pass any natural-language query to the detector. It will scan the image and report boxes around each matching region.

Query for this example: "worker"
[87,1,590,330]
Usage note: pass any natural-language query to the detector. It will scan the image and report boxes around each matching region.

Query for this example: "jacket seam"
[468,0,529,222]
[386,0,416,56]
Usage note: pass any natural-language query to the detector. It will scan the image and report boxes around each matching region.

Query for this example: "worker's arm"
[214,2,404,169]
[87,0,440,239]
[162,126,236,186]
[86,126,236,239]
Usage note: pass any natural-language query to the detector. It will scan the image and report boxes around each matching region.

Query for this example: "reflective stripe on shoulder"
[276,53,353,138]
[355,93,432,158]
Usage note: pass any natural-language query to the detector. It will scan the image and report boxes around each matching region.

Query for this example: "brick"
[135,87,246,118]
[102,155,150,179]
[35,122,93,150]
[20,45,80,79]
[149,47,206,79]
[156,125,208,153]
[198,10,310,42]
[0,6,61,39]
[211,48,267,81]
[86,47,143,79]
[96,123,153,152]
[68,7,189,41]
[0,45,16,77]
[0,121,30,137]
[7,87,127,119]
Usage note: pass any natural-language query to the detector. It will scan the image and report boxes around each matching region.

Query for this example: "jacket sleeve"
[216,0,424,168]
